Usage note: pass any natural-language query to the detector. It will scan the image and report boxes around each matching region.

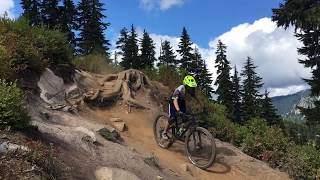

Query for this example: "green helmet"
[183,75,197,88]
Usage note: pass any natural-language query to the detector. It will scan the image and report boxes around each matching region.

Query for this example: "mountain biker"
[162,75,198,140]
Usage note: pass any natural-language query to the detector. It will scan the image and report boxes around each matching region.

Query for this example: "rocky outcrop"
[26,68,177,180]
[0,142,30,153]
[95,167,141,180]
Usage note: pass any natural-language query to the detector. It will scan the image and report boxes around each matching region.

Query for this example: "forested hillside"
[0,0,319,179]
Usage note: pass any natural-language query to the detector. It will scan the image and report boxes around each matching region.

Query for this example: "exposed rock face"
[0,142,30,153]
[37,68,66,104]
[95,167,141,180]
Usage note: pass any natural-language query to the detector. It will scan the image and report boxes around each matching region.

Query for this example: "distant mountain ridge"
[271,90,310,116]
[271,89,319,121]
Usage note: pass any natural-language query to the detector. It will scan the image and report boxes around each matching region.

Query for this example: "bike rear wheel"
[185,127,216,169]
[153,114,174,149]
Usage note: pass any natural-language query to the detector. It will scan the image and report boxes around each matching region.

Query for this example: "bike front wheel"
[153,114,174,149]
[185,127,216,169]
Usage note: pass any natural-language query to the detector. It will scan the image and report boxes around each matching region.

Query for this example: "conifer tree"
[272,0,320,126]
[214,40,233,113]
[59,0,77,50]
[21,0,42,26]
[118,25,139,69]
[139,30,156,69]
[116,28,129,53]
[194,48,204,88]
[177,27,195,74]
[116,28,129,66]
[201,60,214,98]
[41,0,60,29]
[241,57,264,122]
[78,0,110,55]
[261,90,281,126]
[158,40,177,68]
[194,48,213,98]
[231,66,242,123]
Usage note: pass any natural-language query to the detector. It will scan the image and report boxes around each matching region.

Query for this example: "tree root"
[82,69,156,109]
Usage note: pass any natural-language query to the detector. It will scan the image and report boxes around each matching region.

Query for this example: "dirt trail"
[31,68,289,180]
[89,106,289,180]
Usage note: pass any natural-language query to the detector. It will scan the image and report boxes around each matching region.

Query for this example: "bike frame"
[169,115,198,141]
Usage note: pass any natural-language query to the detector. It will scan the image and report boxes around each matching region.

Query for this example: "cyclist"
[162,75,198,140]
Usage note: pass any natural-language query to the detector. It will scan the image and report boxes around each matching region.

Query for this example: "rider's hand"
[177,111,185,117]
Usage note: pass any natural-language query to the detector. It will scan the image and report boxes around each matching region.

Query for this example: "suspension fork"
[191,129,202,149]
[198,130,202,148]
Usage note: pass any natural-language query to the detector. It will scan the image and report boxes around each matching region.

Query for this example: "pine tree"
[158,40,177,68]
[139,30,156,69]
[177,27,195,75]
[272,0,320,126]
[201,61,214,98]
[261,90,281,126]
[41,0,60,29]
[193,48,213,98]
[214,40,233,113]
[21,0,42,26]
[241,57,264,122]
[116,28,129,66]
[194,48,204,88]
[118,25,139,69]
[59,0,77,50]
[116,28,129,53]
[78,0,110,55]
[231,66,242,123]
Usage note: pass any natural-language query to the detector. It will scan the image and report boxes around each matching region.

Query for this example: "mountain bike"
[153,112,216,169]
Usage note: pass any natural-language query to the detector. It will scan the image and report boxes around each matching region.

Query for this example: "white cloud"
[208,17,311,96]
[160,0,185,10]
[268,85,309,97]
[149,33,181,57]
[112,17,310,97]
[0,0,15,18]
[140,0,156,11]
[139,0,186,11]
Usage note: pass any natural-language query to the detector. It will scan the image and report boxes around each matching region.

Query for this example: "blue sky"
[11,0,282,48]
[108,0,283,48]
[1,0,310,96]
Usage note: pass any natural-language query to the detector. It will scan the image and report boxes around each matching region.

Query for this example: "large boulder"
[37,68,66,104]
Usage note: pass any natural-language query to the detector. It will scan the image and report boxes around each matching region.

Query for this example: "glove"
[177,111,185,117]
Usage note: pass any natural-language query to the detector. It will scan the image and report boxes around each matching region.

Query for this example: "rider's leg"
[162,104,176,139]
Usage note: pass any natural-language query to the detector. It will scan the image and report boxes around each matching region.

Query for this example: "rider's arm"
[173,98,180,112]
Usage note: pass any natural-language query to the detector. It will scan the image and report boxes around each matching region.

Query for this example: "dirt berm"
[25,68,289,180]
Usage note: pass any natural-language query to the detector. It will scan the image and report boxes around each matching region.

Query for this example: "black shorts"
[168,103,186,122]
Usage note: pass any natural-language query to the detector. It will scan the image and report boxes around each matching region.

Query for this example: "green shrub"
[158,65,181,89]
[73,54,122,75]
[283,119,320,146]
[141,65,182,90]
[141,67,159,81]
[240,118,289,167]
[0,80,30,129]
[200,101,236,142]
[234,124,251,147]
[0,17,73,81]
[281,145,320,179]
